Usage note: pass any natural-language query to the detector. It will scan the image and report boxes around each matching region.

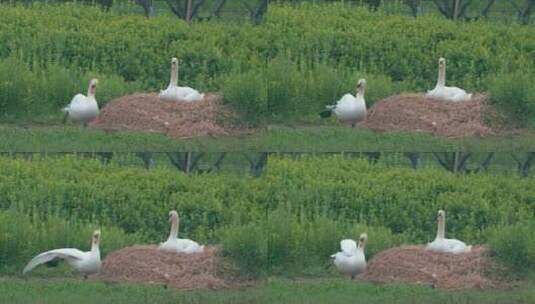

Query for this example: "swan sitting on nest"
[159,210,204,254]
[426,57,472,102]
[159,57,204,103]
[23,230,102,278]
[320,79,367,127]
[62,79,99,126]
[331,233,367,279]
[426,210,472,254]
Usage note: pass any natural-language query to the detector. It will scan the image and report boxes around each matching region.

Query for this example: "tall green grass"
[487,71,535,127]
[0,156,533,276]
[0,57,144,120]
[0,209,145,274]
[487,222,535,278]
[0,3,534,123]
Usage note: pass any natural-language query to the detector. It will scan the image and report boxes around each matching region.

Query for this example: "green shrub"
[487,71,535,127]
[0,209,145,274]
[0,156,534,277]
[221,58,407,124]
[0,57,144,120]
[265,206,407,276]
[219,222,268,278]
[487,222,535,278]
[1,3,534,122]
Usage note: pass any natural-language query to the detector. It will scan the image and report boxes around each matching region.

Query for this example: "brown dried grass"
[98,245,244,290]
[89,93,242,139]
[361,94,504,138]
[361,245,509,290]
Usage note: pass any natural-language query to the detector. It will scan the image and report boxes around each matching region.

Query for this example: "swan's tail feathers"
[466,245,472,252]
[467,93,473,100]
[319,108,333,118]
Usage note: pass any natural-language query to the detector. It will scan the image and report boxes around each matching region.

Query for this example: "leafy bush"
[487,71,535,127]
[221,58,406,124]
[0,156,534,277]
[219,222,269,277]
[487,222,535,278]
[0,57,144,120]
[0,3,534,122]
[0,209,145,274]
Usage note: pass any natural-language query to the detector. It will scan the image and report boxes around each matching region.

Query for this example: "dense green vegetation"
[1,156,533,277]
[1,278,535,304]
[0,3,534,125]
[1,125,534,152]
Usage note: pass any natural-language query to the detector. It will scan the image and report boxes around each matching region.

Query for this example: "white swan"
[426,210,472,254]
[426,57,472,102]
[159,210,204,254]
[159,57,204,102]
[62,78,100,126]
[331,233,367,279]
[23,230,101,278]
[320,79,367,127]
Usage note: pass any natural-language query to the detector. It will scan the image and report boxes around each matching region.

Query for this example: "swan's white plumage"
[63,79,99,124]
[426,210,471,254]
[159,57,204,103]
[322,79,367,127]
[331,233,367,279]
[426,58,471,102]
[159,210,204,254]
[23,230,101,276]
[340,239,357,255]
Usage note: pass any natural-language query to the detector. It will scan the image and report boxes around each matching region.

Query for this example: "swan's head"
[92,229,101,245]
[88,79,98,94]
[358,233,367,249]
[357,79,366,89]
[171,57,179,67]
[169,210,179,222]
[437,209,446,223]
[439,57,446,67]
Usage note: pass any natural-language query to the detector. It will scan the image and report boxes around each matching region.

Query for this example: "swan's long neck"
[91,240,100,256]
[170,64,178,87]
[357,85,365,99]
[169,216,179,239]
[87,84,96,98]
[436,218,445,239]
[437,63,446,87]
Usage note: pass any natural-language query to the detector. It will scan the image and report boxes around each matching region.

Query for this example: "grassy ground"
[1,124,534,152]
[1,277,533,304]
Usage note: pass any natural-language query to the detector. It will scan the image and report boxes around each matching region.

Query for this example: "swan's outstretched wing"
[23,248,85,274]
[340,239,357,255]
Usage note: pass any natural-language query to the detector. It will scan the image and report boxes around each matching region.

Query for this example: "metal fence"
[2,151,533,177]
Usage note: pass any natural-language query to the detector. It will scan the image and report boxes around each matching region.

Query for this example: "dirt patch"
[361,245,509,290]
[361,94,505,138]
[98,245,245,290]
[89,93,242,139]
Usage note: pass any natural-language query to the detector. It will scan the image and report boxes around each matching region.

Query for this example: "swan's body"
[159,57,204,103]
[159,210,204,254]
[320,79,367,127]
[426,58,471,102]
[62,79,99,125]
[426,210,471,254]
[331,233,367,279]
[23,230,101,277]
